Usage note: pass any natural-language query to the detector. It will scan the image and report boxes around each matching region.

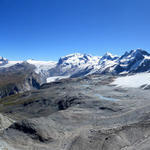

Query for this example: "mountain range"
[0,49,150,81]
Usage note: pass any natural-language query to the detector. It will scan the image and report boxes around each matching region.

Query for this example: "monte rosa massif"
[0,49,150,82]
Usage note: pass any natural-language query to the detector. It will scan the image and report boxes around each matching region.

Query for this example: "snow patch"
[46,76,70,83]
[111,73,150,88]
[144,55,150,60]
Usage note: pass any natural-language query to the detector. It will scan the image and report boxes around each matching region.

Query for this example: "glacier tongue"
[26,59,57,74]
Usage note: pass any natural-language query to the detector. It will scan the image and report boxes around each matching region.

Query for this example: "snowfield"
[0,61,23,68]
[112,73,150,88]
[46,76,70,83]
[26,59,57,73]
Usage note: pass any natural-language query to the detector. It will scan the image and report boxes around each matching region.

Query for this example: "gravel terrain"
[0,74,150,150]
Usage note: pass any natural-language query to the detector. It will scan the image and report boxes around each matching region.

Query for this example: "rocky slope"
[0,62,41,98]
[0,114,14,131]
[0,75,150,149]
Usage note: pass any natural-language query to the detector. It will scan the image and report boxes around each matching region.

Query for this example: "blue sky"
[0,0,150,60]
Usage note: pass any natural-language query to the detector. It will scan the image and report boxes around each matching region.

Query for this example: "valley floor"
[0,74,150,150]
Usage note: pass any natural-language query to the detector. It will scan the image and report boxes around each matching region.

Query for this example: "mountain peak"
[0,56,7,61]
[130,49,150,56]
[120,49,150,60]
[101,52,119,61]
[61,53,83,59]
[104,52,113,56]
[0,56,8,66]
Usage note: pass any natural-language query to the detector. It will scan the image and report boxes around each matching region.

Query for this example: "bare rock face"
[0,114,15,150]
[0,114,14,131]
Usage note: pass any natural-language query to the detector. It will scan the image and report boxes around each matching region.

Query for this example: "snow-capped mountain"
[101,52,119,61]
[97,52,119,74]
[50,49,150,77]
[0,57,8,66]
[1,49,150,83]
[48,53,101,77]
[114,49,150,74]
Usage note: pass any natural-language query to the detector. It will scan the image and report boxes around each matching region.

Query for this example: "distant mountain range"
[1,49,150,78]
[1,49,150,81]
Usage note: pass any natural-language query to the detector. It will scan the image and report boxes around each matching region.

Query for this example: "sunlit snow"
[0,61,23,68]
[47,76,70,83]
[112,73,150,88]
[26,59,57,73]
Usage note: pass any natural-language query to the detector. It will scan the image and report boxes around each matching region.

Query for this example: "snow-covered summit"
[58,53,101,66]
[114,49,150,74]
[120,49,149,61]
[101,52,119,61]
[54,53,102,76]
[0,56,8,66]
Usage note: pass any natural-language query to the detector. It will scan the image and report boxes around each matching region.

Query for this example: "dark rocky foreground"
[0,75,150,150]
